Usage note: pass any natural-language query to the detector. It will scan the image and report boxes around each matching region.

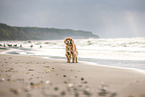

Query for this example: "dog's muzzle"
[66,40,70,44]
[66,40,72,45]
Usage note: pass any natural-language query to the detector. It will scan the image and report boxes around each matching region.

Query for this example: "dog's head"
[64,37,74,46]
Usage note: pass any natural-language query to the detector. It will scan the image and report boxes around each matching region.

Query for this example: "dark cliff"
[0,23,99,40]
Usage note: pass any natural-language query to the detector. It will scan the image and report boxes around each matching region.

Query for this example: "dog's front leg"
[72,52,76,63]
[75,56,78,63]
[73,52,78,63]
[72,56,75,63]
[66,52,71,63]
[66,54,70,63]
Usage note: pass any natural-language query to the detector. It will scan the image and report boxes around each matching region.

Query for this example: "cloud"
[0,0,145,38]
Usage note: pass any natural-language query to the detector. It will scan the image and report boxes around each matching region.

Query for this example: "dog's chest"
[67,46,73,51]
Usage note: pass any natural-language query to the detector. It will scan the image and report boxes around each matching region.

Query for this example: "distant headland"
[0,23,99,40]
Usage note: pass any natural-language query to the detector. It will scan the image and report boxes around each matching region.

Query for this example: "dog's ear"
[71,39,74,44]
[64,38,68,44]
[64,38,66,43]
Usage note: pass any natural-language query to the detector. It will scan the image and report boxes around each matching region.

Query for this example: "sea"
[1,37,145,72]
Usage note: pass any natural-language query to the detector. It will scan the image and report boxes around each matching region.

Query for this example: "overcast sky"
[0,0,145,38]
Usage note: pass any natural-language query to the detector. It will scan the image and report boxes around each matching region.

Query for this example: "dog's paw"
[67,61,70,63]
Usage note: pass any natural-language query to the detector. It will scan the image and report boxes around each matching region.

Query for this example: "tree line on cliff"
[0,23,99,40]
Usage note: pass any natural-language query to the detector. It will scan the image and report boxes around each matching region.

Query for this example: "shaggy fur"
[64,37,78,63]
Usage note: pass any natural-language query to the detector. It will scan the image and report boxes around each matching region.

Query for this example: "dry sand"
[0,54,145,97]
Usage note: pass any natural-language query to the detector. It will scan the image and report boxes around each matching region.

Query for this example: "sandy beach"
[0,53,145,97]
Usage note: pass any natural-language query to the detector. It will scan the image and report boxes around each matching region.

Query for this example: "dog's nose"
[66,40,70,44]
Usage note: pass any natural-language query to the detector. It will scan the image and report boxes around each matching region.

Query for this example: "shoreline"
[0,53,145,97]
[45,57,145,74]
[79,61,145,74]
[1,48,145,73]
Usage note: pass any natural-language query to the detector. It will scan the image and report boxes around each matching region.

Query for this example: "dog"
[64,37,78,63]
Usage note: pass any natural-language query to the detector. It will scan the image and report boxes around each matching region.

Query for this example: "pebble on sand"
[30,82,41,88]
[67,83,74,88]
[81,78,84,81]
[28,69,34,71]
[54,87,59,91]
[1,78,5,82]
[43,66,50,68]
[63,75,67,77]
[45,80,50,84]
[61,91,66,96]
[10,88,19,95]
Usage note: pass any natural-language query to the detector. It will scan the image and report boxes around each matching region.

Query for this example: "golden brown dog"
[64,37,78,63]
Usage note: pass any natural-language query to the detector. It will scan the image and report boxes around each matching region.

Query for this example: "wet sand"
[0,54,145,97]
